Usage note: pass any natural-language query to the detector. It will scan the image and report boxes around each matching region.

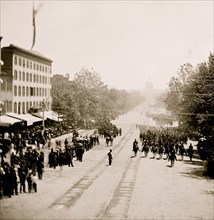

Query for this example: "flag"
[31,4,36,50]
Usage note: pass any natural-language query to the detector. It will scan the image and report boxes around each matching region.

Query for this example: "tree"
[73,68,108,128]
[180,54,214,138]
[165,63,194,119]
[51,74,80,127]
[51,68,144,130]
[165,54,214,173]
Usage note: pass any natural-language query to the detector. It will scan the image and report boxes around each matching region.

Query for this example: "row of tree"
[165,53,214,164]
[51,68,143,130]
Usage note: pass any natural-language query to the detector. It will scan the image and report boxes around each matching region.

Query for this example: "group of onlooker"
[0,121,121,199]
[48,132,102,169]
[0,128,113,199]
[0,149,44,199]
[0,123,62,200]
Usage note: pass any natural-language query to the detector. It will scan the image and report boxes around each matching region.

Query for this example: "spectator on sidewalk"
[18,166,26,193]
[31,173,37,193]
[187,143,194,161]
[26,170,32,193]
[11,166,18,195]
[66,149,74,167]
[179,144,186,161]
[37,152,44,180]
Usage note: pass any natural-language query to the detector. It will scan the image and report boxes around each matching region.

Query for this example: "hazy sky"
[1,0,213,90]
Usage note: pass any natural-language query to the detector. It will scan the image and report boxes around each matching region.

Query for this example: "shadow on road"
[180,167,209,180]
[183,160,203,166]
[166,165,172,168]
[202,190,214,195]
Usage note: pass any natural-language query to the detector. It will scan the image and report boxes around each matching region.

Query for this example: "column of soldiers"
[139,126,194,166]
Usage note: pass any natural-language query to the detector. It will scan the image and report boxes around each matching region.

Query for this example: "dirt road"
[0,106,213,220]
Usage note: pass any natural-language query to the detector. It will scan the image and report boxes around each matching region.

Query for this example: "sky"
[1,0,213,90]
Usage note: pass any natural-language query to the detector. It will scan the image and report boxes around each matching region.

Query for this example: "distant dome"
[145,80,154,89]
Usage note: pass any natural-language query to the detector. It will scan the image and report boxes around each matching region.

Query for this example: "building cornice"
[2,44,52,63]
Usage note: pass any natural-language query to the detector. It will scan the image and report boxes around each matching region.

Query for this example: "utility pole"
[0,36,4,117]
[0,36,2,74]
[42,98,46,131]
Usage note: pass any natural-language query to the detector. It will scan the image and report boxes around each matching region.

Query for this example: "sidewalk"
[0,126,128,220]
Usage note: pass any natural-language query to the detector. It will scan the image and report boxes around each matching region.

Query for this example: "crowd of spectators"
[0,122,120,199]
[0,122,72,199]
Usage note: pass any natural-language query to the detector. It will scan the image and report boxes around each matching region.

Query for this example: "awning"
[45,110,62,121]
[6,113,42,126]
[0,115,22,127]
[33,110,62,122]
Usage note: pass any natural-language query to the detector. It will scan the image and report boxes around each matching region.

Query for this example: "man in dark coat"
[187,143,194,161]
[107,149,113,166]
[18,166,26,193]
[133,139,139,157]
[66,149,74,167]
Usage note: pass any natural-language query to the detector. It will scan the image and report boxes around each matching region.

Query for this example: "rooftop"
[2,44,52,63]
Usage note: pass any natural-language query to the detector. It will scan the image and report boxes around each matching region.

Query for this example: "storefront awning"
[0,115,22,127]
[33,110,62,122]
[6,113,42,126]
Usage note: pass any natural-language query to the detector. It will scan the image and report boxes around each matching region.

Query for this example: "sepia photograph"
[0,0,213,219]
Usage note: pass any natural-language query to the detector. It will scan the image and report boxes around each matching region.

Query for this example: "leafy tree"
[180,54,214,139]
[51,75,80,127]
[73,68,108,128]
[165,54,214,174]
[51,68,144,130]
[165,63,194,115]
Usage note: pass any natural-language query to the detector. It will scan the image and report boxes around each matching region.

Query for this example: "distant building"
[1,44,52,114]
[143,78,155,101]
[51,74,70,85]
[145,79,154,90]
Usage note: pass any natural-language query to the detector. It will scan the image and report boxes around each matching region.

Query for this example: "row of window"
[0,80,12,91]
[1,101,12,113]
[14,56,51,73]
[14,101,46,114]
[14,86,49,97]
[14,70,50,84]
[0,100,47,115]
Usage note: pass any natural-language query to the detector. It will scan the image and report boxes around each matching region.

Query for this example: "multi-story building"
[1,44,52,114]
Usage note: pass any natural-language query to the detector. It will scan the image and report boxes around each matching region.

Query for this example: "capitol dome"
[145,79,154,89]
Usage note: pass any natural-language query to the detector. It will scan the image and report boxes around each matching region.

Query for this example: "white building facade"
[1,44,52,114]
